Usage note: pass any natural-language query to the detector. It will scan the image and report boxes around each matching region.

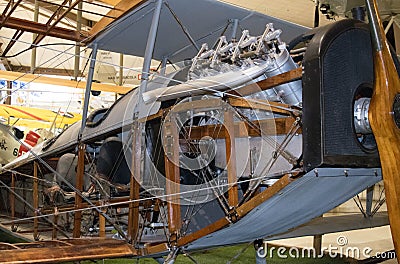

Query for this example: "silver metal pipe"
[79,43,98,138]
[138,0,163,97]
[119,53,124,86]
[230,18,239,41]
[134,0,164,118]
[160,56,168,76]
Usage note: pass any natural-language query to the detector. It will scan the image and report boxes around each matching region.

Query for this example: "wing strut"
[137,0,163,105]
[79,43,97,138]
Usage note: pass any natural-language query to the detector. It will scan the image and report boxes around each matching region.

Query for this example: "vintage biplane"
[0,0,399,263]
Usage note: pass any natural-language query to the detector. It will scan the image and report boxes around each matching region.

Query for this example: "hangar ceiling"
[0,0,398,78]
[0,0,331,76]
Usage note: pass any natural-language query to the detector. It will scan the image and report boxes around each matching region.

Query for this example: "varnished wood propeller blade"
[365,0,400,260]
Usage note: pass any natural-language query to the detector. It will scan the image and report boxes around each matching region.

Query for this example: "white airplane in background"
[0,105,81,165]
[0,123,44,165]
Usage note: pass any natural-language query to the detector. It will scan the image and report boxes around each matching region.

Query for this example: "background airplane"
[0,104,81,129]
[0,105,81,165]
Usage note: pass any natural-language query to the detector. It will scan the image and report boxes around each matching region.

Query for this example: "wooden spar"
[365,0,400,258]
[10,172,15,231]
[0,239,137,263]
[224,110,238,207]
[163,113,182,241]
[73,143,85,238]
[227,98,295,116]
[141,97,296,124]
[33,161,39,241]
[128,121,142,244]
[236,174,297,217]
[227,67,302,97]
[182,117,298,140]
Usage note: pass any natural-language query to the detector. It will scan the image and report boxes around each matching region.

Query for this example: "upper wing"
[89,0,309,63]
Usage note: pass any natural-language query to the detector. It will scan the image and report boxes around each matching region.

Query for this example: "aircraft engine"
[143,23,302,107]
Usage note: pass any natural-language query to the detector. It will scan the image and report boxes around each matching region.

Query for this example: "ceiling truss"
[0,0,140,58]
[0,0,396,78]
[0,15,88,43]
[32,0,84,46]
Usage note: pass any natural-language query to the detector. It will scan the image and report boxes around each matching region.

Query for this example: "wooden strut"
[365,0,400,260]
[10,172,15,231]
[128,121,142,244]
[163,113,182,243]
[52,207,58,239]
[227,98,296,116]
[73,143,86,238]
[99,208,106,238]
[224,109,239,207]
[33,161,39,241]
[227,67,302,97]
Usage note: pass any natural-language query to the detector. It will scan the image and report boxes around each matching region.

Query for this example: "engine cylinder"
[264,49,302,106]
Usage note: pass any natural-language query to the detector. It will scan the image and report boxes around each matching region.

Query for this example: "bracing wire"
[1,169,299,226]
